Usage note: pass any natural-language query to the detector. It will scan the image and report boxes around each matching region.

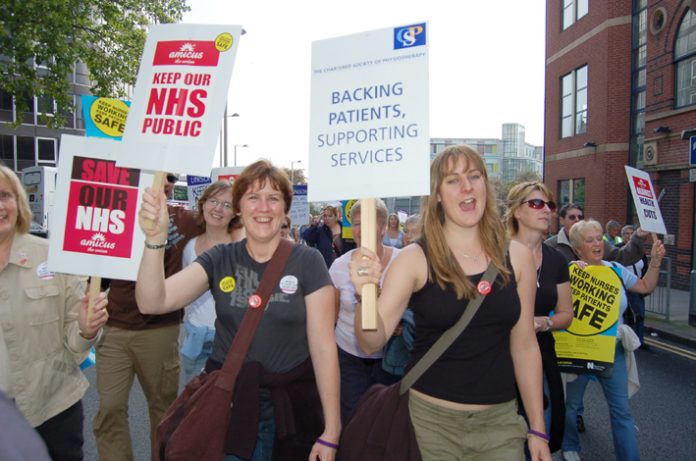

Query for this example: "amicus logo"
[79,232,116,251]
[394,23,426,49]
[153,40,220,67]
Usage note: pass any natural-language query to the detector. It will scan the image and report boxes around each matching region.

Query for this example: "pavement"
[643,288,696,349]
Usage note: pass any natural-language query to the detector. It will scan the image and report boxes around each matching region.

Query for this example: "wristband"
[145,240,167,250]
[527,429,550,442]
[315,437,338,449]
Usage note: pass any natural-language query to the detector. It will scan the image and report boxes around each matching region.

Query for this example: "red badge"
[248,294,262,309]
[477,280,492,295]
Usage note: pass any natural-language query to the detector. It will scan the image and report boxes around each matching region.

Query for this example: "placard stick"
[142,171,165,232]
[360,198,378,330]
[87,276,101,324]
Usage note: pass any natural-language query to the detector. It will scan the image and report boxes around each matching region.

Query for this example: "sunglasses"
[166,174,178,184]
[565,214,584,221]
[522,198,556,212]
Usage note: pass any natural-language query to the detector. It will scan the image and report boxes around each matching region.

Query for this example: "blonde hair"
[0,165,32,234]
[350,198,389,231]
[422,145,509,299]
[505,181,555,236]
[569,219,603,253]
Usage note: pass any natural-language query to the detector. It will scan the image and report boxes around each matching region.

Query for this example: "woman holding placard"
[561,219,664,461]
[348,145,551,460]
[0,165,108,460]
[136,160,340,461]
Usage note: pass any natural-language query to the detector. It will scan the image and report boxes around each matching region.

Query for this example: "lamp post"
[233,144,248,167]
[221,109,240,167]
[291,160,302,184]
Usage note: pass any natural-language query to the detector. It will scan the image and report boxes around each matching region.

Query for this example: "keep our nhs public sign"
[309,23,430,202]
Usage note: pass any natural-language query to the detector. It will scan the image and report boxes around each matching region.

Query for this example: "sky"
[183,0,547,174]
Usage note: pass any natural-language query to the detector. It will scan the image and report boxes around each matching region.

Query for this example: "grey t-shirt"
[196,240,331,373]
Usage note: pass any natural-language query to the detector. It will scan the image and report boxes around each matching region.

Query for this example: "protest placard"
[82,96,131,140]
[211,166,245,184]
[290,185,309,229]
[554,264,622,377]
[624,165,667,235]
[118,24,242,176]
[308,23,430,202]
[186,175,212,210]
[47,135,152,280]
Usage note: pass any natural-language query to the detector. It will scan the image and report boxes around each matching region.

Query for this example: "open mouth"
[460,198,476,212]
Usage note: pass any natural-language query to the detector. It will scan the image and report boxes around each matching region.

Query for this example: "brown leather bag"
[153,239,294,461]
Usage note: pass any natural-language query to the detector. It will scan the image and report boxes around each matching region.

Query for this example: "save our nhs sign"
[394,23,426,49]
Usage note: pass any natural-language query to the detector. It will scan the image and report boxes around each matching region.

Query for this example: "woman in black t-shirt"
[506,181,574,454]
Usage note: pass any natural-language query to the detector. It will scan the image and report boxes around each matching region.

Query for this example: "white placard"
[309,23,430,201]
[186,175,212,210]
[290,185,309,226]
[119,24,242,176]
[48,135,152,280]
[211,166,245,184]
[624,165,667,235]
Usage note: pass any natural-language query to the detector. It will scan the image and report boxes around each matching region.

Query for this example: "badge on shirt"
[37,261,54,280]
[477,280,491,295]
[219,276,236,293]
[279,275,298,294]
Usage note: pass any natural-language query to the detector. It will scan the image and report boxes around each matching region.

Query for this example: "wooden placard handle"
[360,198,378,331]
[142,171,166,232]
[87,276,101,323]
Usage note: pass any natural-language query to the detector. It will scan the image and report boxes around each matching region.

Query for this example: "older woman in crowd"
[506,181,574,455]
[402,214,421,247]
[136,160,340,461]
[0,166,108,460]
[561,219,665,461]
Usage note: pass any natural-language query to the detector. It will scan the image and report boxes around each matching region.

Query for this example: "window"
[36,95,56,125]
[675,9,696,108]
[0,90,12,123]
[562,0,589,30]
[16,136,35,171]
[37,138,57,166]
[0,135,14,171]
[558,178,585,208]
[561,65,588,138]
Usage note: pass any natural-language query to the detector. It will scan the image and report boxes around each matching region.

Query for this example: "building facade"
[544,0,696,289]
[0,60,91,172]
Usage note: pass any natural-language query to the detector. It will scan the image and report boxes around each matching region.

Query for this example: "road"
[80,337,696,460]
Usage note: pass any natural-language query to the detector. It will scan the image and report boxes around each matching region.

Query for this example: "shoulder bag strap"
[399,262,500,394]
[219,239,294,379]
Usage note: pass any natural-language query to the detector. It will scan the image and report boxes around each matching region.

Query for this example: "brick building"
[544,0,696,289]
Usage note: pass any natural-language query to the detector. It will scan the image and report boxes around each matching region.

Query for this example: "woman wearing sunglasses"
[506,182,574,456]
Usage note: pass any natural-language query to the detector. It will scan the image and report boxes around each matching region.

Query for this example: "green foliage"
[282,167,307,185]
[0,0,189,128]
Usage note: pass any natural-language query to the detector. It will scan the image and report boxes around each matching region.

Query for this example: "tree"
[0,0,189,127]
[282,167,307,185]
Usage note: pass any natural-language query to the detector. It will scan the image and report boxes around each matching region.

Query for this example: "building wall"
[544,0,696,289]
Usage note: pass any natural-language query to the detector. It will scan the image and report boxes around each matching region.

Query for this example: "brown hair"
[232,159,293,214]
[0,165,32,234]
[505,181,555,236]
[195,181,234,231]
[421,145,509,299]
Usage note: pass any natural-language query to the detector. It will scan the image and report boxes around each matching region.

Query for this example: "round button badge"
[477,280,492,295]
[248,294,262,309]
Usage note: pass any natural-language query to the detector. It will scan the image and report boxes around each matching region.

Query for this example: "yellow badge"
[215,33,234,52]
[219,276,236,293]
[89,97,129,137]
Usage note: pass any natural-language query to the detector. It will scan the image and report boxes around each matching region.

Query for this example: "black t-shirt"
[408,259,521,404]
[196,240,331,373]
[535,244,570,317]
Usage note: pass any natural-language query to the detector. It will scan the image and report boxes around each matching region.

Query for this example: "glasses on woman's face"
[207,197,233,210]
[565,213,584,221]
[281,225,289,229]
[0,191,15,203]
[522,198,556,212]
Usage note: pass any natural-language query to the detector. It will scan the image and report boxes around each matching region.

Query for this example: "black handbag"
[338,262,500,461]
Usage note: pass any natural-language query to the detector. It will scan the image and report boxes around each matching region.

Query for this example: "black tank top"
[408,247,521,404]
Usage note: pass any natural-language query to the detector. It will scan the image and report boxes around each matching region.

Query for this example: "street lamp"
[221,109,240,167]
[290,160,302,184]
[233,144,248,167]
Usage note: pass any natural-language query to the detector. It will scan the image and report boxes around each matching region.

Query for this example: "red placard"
[153,40,220,67]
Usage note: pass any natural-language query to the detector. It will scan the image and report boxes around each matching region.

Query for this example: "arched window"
[675,9,696,107]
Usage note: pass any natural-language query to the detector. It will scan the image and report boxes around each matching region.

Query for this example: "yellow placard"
[89,98,130,138]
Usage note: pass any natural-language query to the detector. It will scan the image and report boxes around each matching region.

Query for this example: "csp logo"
[394,23,426,49]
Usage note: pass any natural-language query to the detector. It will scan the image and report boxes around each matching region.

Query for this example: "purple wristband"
[527,429,550,442]
[316,437,339,449]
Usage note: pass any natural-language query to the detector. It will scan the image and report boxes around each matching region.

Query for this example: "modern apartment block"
[0,60,91,172]
[543,0,696,289]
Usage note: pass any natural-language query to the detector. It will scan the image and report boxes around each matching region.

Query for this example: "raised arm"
[135,187,208,314]
[350,244,425,354]
[305,284,341,461]
[628,238,665,295]
[509,241,551,461]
